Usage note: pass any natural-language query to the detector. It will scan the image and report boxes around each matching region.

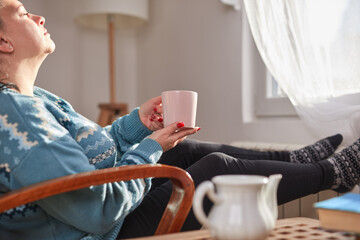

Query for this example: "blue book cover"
[314,193,360,213]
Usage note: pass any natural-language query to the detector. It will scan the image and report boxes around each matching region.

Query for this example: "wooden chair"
[0,164,195,236]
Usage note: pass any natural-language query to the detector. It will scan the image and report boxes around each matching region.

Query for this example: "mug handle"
[192,181,222,229]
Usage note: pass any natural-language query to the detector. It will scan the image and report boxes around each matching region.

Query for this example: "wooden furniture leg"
[98,103,129,127]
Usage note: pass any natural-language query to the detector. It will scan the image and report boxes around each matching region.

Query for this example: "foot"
[290,134,343,164]
[328,138,360,192]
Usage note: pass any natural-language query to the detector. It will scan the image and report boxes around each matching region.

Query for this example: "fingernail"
[150,118,154,122]
[151,114,156,119]
[154,108,158,112]
[196,128,201,132]
[158,118,163,123]
[177,122,184,128]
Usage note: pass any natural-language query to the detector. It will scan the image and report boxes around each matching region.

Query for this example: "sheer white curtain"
[243,0,360,144]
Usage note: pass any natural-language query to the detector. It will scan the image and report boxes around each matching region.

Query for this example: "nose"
[32,15,45,26]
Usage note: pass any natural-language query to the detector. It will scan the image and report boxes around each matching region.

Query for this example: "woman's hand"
[139,96,164,131]
[148,122,200,152]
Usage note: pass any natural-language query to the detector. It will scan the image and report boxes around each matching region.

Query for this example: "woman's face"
[0,0,55,57]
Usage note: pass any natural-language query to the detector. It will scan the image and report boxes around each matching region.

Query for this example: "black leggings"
[118,139,334,239]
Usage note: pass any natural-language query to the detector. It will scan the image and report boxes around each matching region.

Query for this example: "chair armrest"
[0,164,194,235]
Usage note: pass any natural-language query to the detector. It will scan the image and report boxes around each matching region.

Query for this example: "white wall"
[137,0,245,143]
[136,0,315,144]
[29,0,315,145]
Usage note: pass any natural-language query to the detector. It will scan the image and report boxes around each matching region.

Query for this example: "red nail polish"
[177,122,185,128]
[151,114,156,119]
[197,128,201,132]
[150,118,154,122]
[158,118,163,123]
[154,108,158,112]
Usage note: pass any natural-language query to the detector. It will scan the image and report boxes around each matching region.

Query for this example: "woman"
[0,1,359,239]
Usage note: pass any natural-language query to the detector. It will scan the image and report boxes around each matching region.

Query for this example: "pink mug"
[161,90,198,128]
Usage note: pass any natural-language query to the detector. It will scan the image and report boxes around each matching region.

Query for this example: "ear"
[0,35,14,53]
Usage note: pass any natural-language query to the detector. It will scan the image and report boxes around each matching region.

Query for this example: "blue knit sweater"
[0,87,163,240]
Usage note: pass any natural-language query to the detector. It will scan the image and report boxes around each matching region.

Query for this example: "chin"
[45,43,56,54]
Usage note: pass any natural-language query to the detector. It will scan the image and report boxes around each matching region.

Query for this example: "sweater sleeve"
[106,108,154,156]
[12,136,161,235]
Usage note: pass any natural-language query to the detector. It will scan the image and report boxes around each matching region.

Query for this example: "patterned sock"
[290,134,343,164]
[328,138,360,193]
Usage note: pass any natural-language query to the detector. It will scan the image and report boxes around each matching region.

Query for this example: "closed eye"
[19,12,29,17]
[17,4,29,17]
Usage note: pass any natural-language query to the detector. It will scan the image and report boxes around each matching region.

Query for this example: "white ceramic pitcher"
[193,174,282,240]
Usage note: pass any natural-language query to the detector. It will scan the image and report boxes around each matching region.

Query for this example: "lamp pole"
[97,15,128,127]
[108,15,116,104]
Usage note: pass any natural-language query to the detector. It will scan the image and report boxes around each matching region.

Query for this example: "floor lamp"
[74,0,149,127]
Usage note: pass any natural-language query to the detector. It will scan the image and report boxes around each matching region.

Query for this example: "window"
[267,74,287,98]
[255,72,297,117]
[241,7,297,120]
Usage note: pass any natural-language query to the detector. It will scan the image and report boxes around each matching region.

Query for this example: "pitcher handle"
[192,181,221,229]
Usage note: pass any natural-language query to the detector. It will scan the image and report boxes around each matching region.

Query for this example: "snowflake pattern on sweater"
[0,86,163,240]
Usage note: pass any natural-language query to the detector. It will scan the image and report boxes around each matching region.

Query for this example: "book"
[314,193,360,233]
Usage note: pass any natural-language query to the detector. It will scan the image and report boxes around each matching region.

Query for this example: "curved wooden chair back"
[0,164,195,235]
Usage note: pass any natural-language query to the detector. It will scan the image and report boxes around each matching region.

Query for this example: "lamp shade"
[74,0,149,30]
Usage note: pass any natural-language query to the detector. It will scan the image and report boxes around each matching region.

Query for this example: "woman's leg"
[152,135,342,189]
[159,134,342,167]
[151,139,289,189]
[118,153,335,239]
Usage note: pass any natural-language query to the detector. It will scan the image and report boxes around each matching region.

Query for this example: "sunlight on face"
[0,0,55,55]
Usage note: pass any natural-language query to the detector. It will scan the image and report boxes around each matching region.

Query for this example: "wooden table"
[125,217,359,240]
